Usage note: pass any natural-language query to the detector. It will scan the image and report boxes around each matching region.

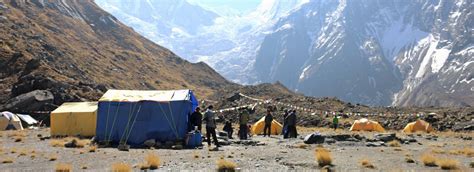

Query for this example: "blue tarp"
[95,90,198,146]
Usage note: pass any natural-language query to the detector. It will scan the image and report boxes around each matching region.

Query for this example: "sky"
[187,0,262,14]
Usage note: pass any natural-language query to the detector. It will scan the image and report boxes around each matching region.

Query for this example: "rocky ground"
[209,83,474,132]
[0,127,472,171]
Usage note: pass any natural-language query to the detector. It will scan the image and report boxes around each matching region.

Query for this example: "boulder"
[304,132,325,144]
[366,142,385,147]
[452,121,474,131]
[0,90,54,112]
[328,134,351,141]
[325,138,336,144]
[143,139,156,148]
[374,133,397,142]
[64,139,78,148]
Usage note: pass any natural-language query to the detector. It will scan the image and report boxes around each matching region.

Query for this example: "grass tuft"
[1,156,14,163]
[217,158,237,172]
[49,154,58,161]
[360,159,375,169]
[315,148,332,167]
[387,140,401,147]
[437,159,460,170]
[88,145,97,153]
[55,163,72,172]
[112,162,131,172]
[146,153,161,169]
[405,156,415,163]
[420,153,437,167]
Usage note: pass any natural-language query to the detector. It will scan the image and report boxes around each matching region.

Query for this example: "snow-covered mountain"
[252,0,473,107]
[95,0,307,83]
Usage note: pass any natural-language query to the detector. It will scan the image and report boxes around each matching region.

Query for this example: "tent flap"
[251,116,283,135]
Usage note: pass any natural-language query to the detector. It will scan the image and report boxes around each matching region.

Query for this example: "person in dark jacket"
[282,109,289,138]
[263,109,273,137]
[203,105,219,148]
[190,107,203,132]
[286,109,298,138]
[223,120,233,139]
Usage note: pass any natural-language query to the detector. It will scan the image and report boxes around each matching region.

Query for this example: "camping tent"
[50,102,98,137]
[251,116,283,135]
[403,120,434,133]
[95,89,198,146]
[350,118,385,132]
[0,111,24,130]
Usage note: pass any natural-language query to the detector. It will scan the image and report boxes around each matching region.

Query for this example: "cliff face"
[0,0,232,112]
[253,0,473,107]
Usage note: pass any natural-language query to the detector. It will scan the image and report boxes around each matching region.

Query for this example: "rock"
[172,145,183,150]
[64,139,77,148]
[329,134,351,141]
[304,132,325,144]
[325,138,336,144]
[218,139,231,146]
[0,90,54,112]
[255,164,261,167]
[321,165,334,172]
[218,131,228,137]
[345,138,360,142]
[462,136,472,140]
[143,139,156,148]
[366,142,385,147]
[374,133,397,142]
[452,121,474,131]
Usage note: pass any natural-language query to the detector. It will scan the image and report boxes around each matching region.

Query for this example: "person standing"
[203,105,219,148]
[287,109,298,138]
[332,115,339,130]
[282,109,289,138]
[239,107,250,140]
[190,107,203,132]
[263,109,273,137]
[223,120,233,139]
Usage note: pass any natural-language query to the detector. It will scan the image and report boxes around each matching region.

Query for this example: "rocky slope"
[0,0,232,113]
[252,0,473,107]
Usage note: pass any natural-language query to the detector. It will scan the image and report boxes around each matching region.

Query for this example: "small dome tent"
[350,118,385,132]
[0,111,24,130]
[403,120,434,133]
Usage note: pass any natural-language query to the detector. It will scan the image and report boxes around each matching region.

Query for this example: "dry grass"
[13,136,23,142]
[10,148,17,154]
[216,159,237,172]
[387,140,401,147]
[18,149,27,156]
[138,163,150,170]
[88,145,97,152]
[315,148,332,167]
[7,131,26,138]
[393,148,403,151]
[49,154,58,161]
[81,165,88,169]
[193,151,200,159]
[405,156,415,163]
[55,163,72,172]
[437,159,460,170]
[294,143,309,149]
[360,159,375,169]
[50,137,91,148]
[432,149,446,154]
[420,153,438,167]
[1,156,14,163]
[112,162,132,172]
[469,161,474,168]
[146,153,161,169]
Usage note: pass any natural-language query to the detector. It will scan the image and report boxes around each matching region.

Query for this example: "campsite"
[1,87,473,171]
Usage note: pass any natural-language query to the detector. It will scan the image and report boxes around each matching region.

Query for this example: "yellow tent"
[403,120,434,133]
[350,118,385,132]
[50,102,97,137]
[251,116,283,135]
[0,112,24,130]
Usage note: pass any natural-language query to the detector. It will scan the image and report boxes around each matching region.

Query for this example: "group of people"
[188,105,300,148]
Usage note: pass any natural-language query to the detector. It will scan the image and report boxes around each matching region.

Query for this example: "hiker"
[203,105,220,148]
[239,107,250,140]
[282,109,289,138]
[223,120,233,139]
[287,109,297,138]
[332,115,339,130]
[190,107,203,132]
[264,109,273,137]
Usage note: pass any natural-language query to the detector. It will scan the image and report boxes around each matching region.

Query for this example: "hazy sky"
[188,0,262,13]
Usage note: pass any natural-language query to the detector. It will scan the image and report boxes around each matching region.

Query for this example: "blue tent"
[95,89,198,146]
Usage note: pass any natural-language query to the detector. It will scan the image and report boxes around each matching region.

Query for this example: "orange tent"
[350,118,385,132]
[403,120,434,133]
